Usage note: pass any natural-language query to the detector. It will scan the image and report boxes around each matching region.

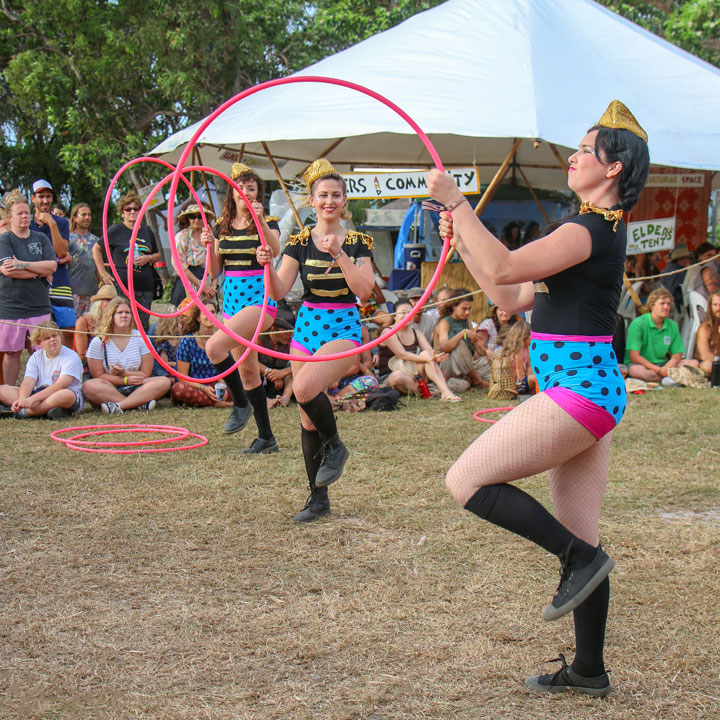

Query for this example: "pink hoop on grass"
[473,407,515,424]
[51,424,208,454]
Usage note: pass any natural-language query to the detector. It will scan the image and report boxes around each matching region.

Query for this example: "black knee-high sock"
[212,355,248,407]
[464,484,596,564]
[298,393,339,446]
[301,427,324,486]
[571,577,609,677]
[246,385,272,439]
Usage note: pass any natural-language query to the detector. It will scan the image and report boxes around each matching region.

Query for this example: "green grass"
[0,388,718,720]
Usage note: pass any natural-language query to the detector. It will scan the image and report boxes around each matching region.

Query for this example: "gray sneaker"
[47,407,71,420]
[101,401,124,415]
[526,654,611,697]
[136,400,157,412]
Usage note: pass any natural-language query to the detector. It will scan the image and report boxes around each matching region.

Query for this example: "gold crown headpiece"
[596,100,647,142]
[231,162,254,180]
[303,158,339,189]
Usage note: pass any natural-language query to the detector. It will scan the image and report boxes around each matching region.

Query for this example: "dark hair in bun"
[589,125,650,212]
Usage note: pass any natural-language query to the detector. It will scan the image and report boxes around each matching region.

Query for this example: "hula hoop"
[473,407,515,424]
[50,424,208,454]
[162,75,451,364]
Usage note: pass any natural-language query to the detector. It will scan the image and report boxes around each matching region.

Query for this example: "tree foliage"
[597,0,719,67]
[0,0,716,213]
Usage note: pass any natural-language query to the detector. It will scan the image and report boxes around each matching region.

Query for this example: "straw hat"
[668,244,692,262]
[90,285,118,303]
[177,204,215,223]
[667,365,710,389]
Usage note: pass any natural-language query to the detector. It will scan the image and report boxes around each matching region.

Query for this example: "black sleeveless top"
[217,218,280,273]
[531,212,626,336]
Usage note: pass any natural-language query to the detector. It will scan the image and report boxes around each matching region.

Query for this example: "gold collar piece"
[579,201,623,232]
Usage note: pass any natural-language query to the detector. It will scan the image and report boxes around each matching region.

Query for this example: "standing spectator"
[0,200,9,235]
[68,203,102,316]
[51,203,67,218]
[106,192,162,331]
[660,244,692,309]
[171,202,217,307]
[683,242,719,301]
[0,321,83,419]
[29,179,76,345]
[625,287,699,382]
[0,191,57,385]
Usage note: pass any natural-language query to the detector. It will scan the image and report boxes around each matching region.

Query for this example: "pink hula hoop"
[50,424,208,454]
[473,407,515,424]
[107,75,451,383]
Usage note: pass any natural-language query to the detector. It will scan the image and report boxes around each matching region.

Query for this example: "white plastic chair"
[682,289,707,360]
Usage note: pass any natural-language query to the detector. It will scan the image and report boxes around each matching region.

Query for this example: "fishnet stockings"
[446,393,610,544]
[291,340,357,431]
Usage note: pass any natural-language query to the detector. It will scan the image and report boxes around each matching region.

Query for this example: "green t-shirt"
[624,312,685,365]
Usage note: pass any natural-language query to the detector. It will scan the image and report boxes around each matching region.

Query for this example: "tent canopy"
[151,0,720,190]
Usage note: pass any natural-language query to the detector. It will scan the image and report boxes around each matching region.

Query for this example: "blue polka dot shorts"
[291,302,362,356]
[530,337,626,429]
[222,271,276,319]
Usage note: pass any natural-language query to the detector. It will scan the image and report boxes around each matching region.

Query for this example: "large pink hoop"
[162,75,452,364]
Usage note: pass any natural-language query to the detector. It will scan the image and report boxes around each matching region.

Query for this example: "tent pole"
[262,141,304,231]
[516,165,550,224]
[473,138,522,217]
[237,144,245,162]
[549,143,568,172]
[194,146,216,217]
[190,147,198,189]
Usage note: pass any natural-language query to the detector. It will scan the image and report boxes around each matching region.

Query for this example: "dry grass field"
[1,388,719,720]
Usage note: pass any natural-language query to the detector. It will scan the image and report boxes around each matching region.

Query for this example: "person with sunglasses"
[106,192,162,330]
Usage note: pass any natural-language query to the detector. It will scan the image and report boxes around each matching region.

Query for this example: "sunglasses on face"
[187,214,201,220]
[123,206,140,213]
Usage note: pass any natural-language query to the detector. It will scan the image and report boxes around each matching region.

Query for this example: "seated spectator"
[683,242,719,301]
[695,290,720,377]
[501,319,536,395]
[433,288,489,389]
[258,317,295,408]
[500,221,522,250]
[171,201,217,307]
[83,297,171,413]
[418,285,453,343]
[522,220,541,246]
[171,301,232,408]
[152,309,183,377]
[74,284,117,365]
[660,244,693,309]
[625,287,699,383]
[381,301,461,401]
[0,321,83,419]
[476,305,520,359]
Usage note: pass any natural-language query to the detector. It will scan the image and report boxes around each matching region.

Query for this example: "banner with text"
[341,167,479,200]
[626,217,675,255]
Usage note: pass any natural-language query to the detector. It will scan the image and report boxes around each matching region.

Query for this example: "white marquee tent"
[150,0,720,190]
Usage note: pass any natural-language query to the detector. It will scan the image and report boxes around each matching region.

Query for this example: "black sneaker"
[223,404,253,434]
[47,407,71,420]
[526,654,611,697]
[240,436,279,454]
[315,437,349,488]
[543,544,615,621]
[0,404,14,418]
[293,487,330,523]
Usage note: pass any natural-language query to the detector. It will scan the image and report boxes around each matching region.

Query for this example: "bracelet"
[124,376,128,385]
[446,197,468,213]
[331,249,345,262]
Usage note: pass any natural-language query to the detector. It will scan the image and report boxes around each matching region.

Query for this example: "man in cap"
[660,243,692,309]
[29,179,75,345]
